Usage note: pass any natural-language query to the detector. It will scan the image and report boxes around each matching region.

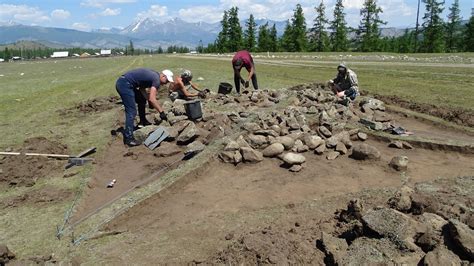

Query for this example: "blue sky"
[0,0,472,31]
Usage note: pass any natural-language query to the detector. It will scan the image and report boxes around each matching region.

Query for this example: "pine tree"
[445,0,462,52]
[216,11,230,52]
[257,22,271,52]
[421,0,445,53]
[269,23,278,52]
[291,4,308,52]
[357,0,386,52]
[280,20,294,51]
[330,0,349,52]
[227,7,243,52]
[310,1,330,52]
[465,15,474,52]
[129,40,134,55]
[244,14,257,52]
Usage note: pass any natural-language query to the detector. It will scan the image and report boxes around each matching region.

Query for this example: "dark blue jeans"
[116,77,137,140]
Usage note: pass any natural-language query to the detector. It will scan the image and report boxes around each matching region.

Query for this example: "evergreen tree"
[280,20,294,51]
[309,1,330,52]
[465,15,474,52]
[421,0,445,53]
[129,40,134,55]
[216,10,230,52]
[445,0,462,52]
[357,0,386,52]
[269,23,278,52]
[4,47,10,60]
[291,4,308,52]
[227,7,243,52]
[244,14,257,52]
[330,0,349,51]
[257,22,271,52]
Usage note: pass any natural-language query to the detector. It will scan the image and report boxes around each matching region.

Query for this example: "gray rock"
[177,122,198,143]
[307,105,318,114]
[390,156,409,171]
[319,232,348,265]
[360,97,386,111]
[168,115,188,125]
[447,219,474,260]
[423,247,462,266]
[224,141,240,151]
[240,147,263,163]
[362,208,414,247]
[302,134,324,150]
[236,135,252,149]
[335,142,348,155]
[245,134,269,149]
[133,125,159,143]
[327,151,339,160]
[185,141,205,155]
[286,117,300,130]
[165,127,179,141]
[0,244,15,265]
[326,136,339,148]
[171,102,186,116]
[351,144,381,160]
[262,143,285,157]
[275,136,295,150]
[154,142,182,157]
[319,126,332,138]
[402,141,414,149]
[282,153,306,165]
[242,122,261,132]
[388,185,414,212]
[315,144,326,155]
[172,120,191,133]
[289,164,304,172]
[389,141,404,149]
[357,132,368,141]
[293,140,309,153]
[360,118,383,131]
[270,125,281,134]
[254,130,279,137]
[219,150,242,164]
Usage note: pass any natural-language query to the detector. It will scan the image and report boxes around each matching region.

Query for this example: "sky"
[0,0,472,31]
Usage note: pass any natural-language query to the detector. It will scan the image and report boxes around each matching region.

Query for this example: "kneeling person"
[328,63,359,101]
[169,70,203,101]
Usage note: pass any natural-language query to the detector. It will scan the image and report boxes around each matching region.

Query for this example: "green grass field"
[0,53,473,260]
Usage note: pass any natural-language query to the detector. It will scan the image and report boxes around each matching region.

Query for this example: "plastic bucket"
[218,82,233,94]
[184,100,203,120]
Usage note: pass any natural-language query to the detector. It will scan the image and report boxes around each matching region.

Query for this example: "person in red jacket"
[232,50,258,94]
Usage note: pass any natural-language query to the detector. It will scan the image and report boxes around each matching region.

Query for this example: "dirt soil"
[0,137,68,187]
[88,135,474,264]
[1,186,73,209]
[373,94,474,127]
[58,96,120,116]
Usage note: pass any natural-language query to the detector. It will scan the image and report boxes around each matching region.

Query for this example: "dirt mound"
[0,137,68,187]
[373,94,474,127]
[1,186,73,209]
[59,95,120,115]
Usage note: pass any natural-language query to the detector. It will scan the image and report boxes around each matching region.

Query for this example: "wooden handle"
[0,152,72,158]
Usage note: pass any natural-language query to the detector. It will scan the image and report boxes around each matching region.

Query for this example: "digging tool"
[64,147,96,169]
[0,152,74,158]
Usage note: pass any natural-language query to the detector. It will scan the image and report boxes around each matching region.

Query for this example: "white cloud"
[80,0,136,8]
[72,22,91,31]
[51,9,71,20]
[137,5,169,19]
[0,4,50,23]
[100,8,121,16]
[178,6,223,23]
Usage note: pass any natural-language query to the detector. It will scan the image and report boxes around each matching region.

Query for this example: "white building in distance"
[51,51,69,58]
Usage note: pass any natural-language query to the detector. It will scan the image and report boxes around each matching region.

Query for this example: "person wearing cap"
[232,50,258,94]
[168,69,201,101]
[328,63,359,102]
[116,68,173,146]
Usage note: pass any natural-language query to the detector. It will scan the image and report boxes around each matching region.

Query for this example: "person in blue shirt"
[116,68,174,146]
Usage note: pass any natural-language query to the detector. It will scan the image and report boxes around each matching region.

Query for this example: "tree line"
[204,0,474,53]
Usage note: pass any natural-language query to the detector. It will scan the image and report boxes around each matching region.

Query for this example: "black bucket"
[184,99,203,120]
[218,82,233,94]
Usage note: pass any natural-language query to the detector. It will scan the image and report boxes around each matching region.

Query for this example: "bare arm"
[247,65,254,81]
[178,82,198,97]
[148,86,164,113]
[189,81,202,92]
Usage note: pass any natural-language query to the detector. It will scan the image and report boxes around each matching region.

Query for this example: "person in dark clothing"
[328,63,359,101]
[116,68,173,146]
[232,50,258,94]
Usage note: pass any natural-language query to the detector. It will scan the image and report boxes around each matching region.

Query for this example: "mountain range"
[0,18,407,50]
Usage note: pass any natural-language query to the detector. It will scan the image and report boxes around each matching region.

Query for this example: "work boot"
[137,119,152,128]
[124,138,140,147]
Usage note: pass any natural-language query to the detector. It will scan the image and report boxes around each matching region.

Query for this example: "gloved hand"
[244,81,250,88]
[198,91,207,98]
[240,78,245,86]
[159,111,168,121]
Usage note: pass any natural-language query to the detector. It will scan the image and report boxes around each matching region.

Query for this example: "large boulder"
[390,156,409,171]
[240,147,263,163]
[154,142,181,157]
[219,150,242,164]
[447,219,474,260]
[185,141,205,155]
[301,134,324,150]
[133,125,159,143]
[177,122,199,144]
[262,143,285,157]
[281,153,306,165]
[318,232,348,265]
[388,185,414,212]
[274,136,295,150]
[423,247,462,266]
[351,143,381,160]
[245,134,269,149]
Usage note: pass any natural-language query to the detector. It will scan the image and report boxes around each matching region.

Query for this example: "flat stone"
[389,156,409,171]
[362,208,413,242]
[133,125,159,143]
[289,164,303,172]
[282,152,306,165]
[302,134,324,150]
[224,141,240,151]
[185,141,205,155]
[235,135,252,149]
[165,127,179,141]
[254,130,279,137]
[275,136,295,150]
[447,219,474,260]
[360,97,386,111]
[177,122,198,144]
[241,122,261,132]
[319,232,348,265]
[326,151,339,160]
[388,185,414,212]
[307,105,318,114]
[286,117,300,130]
[335,142,348,155]
[318,126,332,138]
[314,144,326,155]
[262,143,285,157]
[360,118,383,131]
[402,141,414,149]
[325,136,338,148]
[423,247,462,266]
[351,143,381,160]
[388,141,404,149]
[245,134,269,149]
[357,132,368,141]
[219,150,242,164]
[168,115,188,125]
[240,147,263,163]
[154,142,181,157]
